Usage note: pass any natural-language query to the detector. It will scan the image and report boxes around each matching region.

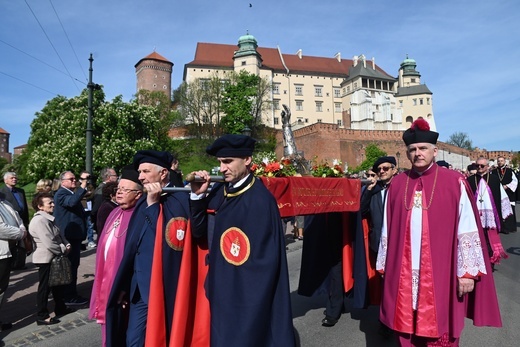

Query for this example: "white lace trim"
[479,209,497,229]
[376,235,387,271]
[457,231,486,277]
[412,269,419,310]
[501,197,513,218]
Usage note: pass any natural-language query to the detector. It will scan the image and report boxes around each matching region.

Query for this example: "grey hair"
[3,172,16,180]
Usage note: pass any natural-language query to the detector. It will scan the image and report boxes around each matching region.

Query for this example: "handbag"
[48,255,72,287]
[10,243,27,270]
[23,233,36,255]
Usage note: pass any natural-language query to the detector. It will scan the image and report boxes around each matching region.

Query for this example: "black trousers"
[64,238,82,299]
[325,261,346,320]
[0,257,13,313]
[35,263,66,319]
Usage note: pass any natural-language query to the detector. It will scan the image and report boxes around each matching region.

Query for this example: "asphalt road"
[4,206,519,347]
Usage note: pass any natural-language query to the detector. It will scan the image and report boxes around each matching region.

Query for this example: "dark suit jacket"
[360,182,387,253]
[0,185,29,227]
[53,186,87,241]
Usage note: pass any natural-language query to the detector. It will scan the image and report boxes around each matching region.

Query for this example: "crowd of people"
[0,122,518,346]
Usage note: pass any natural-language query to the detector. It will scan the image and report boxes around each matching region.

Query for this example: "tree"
[175,73,227,138]
[18,87,168,182]
[221,70,272,137]
[354,144,387,172]
[446,131,473,150]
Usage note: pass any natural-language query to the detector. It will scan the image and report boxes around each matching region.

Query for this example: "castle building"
[0,127,11,163]
[180,33,436,131]
[135,51,173,99]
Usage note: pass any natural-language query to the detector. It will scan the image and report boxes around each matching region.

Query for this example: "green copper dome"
[234,31,261,59]
[400,54,420,76]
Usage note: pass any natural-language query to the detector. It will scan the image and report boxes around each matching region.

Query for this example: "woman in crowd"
[35,179,53,194]
[29,192,73,325]
[95,181,118,234]
[89,167,142,346]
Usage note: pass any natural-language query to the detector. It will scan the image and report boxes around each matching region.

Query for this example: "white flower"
[262,157,269,164]
[332,159,340,166]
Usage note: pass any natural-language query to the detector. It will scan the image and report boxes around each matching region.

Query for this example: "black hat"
[467,163,477,171]
[436,160,450,168]
[206,134,256,157]
[372,156,397,172]
[402,118,439,146]
[120,165,141,185]
[133,150,173,170]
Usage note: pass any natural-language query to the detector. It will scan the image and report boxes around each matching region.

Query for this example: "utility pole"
[86,54,94,174]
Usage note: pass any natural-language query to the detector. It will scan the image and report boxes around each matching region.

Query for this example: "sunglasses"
[477,164,487,168]
[378,166,393,172]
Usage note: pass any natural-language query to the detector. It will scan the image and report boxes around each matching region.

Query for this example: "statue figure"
[281,104,309,174]
[281,104,298,157]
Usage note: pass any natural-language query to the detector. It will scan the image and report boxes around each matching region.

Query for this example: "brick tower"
[135,51,173,99]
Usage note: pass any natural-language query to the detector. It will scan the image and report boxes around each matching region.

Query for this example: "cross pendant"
[479,199,483,203]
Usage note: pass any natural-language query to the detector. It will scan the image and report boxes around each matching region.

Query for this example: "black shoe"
[378,323,393,339]
[321,317,338,327]
[55,307,76,317]
[36,317,60,326]
[65,296,88,306]
[0,322,13,331]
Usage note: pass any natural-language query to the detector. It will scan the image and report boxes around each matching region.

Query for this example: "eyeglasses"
[378,166,393,172]
[477,164,487,168]
[368,174,377,177]
[116,187,140,194]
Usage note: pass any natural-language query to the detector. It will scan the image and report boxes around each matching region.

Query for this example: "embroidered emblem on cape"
[165,217,187,251]
[220,227,250,266]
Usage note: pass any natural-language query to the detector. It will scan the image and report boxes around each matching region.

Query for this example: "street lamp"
[241,126,252,137]
[396,151,401,168]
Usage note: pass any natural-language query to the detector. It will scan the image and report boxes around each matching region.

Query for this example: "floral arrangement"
[251,151,297,177]
[310,157,344,177]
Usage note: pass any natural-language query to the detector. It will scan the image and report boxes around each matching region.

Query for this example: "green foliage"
[0,157,8,172]
[19,87,170,182]
[353,144,387,172]
[220,70,271,137]
[169,138,218,174]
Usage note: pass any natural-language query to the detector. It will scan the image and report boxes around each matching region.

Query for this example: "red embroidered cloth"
[260,177,361,217]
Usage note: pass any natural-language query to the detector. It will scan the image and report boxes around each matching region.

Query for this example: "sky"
[1,0,519,153]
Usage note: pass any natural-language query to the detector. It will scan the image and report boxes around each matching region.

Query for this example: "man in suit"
[0,172,29,227]
[360,156,398,253]
[107,151,190,346]
[53,171,89,306]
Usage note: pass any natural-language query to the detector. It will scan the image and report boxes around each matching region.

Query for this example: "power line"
[24,0,81,92]
[0,71,58,96]
[0,39,86,85]
[49,0,87,81]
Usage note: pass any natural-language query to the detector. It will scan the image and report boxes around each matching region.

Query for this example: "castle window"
[296,100,303,111]
[315,101,323,112]
[334,88,341,98]
[317,119,322,123]
[153,84,157,88]
[273,100,280,110]
[427,98,430,105]
[274,117,279,125]
[295,85,303,96]
[411,78,416,83]
[413,99,417,106]
[337,119,343,126]
[297,117,304,124]
[273,83,280,95]
[241,61,246,66]
[420,98,424,105]
[335,103,341,113]
[314,86,323,97]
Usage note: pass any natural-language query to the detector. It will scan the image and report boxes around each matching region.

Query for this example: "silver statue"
[281,104,309,174]
[281,104,298,157]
